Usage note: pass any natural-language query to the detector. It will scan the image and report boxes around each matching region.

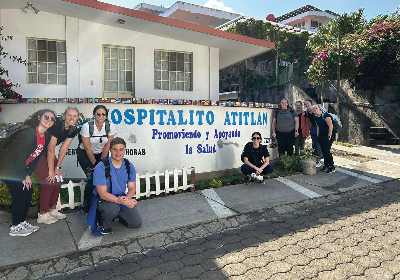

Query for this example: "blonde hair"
[63,106,79,116]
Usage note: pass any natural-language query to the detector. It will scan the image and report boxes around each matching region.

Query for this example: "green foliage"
[243,69,268,90]
[333,141,359,147]
[299,146,319,161]
[279,155,302,172]
[209,179,223,188]
[0,173,41,206]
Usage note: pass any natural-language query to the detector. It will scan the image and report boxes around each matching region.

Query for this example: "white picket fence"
[56,167,195,210]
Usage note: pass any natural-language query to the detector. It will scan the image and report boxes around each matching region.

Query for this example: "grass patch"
[333,141,359,147]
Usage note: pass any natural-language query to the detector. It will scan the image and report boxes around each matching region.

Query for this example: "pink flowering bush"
[307,10,400,86]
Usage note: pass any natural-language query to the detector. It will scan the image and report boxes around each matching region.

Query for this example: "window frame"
[102,45,135,98]
[26,38,67,85]
[154,49,193,91]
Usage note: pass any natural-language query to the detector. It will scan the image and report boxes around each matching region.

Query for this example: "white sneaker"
[50,209,67,220]
[9,224,34,237]
[37,212,58,224]
[316,161,323,168]
[21,221,39,232]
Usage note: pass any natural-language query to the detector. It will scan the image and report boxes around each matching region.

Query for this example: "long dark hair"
[24,109,57,127]
[93,105,108,118]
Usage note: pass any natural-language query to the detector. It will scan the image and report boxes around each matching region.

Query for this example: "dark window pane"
[126,71,132,81]
[49,74,57,84]
[58,53,66,63]
[38,51,47,61]
[127,82,133,92]
[28,62,37,72]
[38,63,47,73]
[154,51,161,60]
[29,73,37,83]
[170,52,176,61]
[48,41,56,51]
[155,81,161,89]
[28,39,37,50]
[162,81,169,90]
[38,40,46,50]
[58,41,66,52]
[48,63,57,74]
[28,50,37,61]
[169,62,176,71]
[155,70,162,81]
[58,64,67,74]
[39,74,47,84]
[177,62,184,71]
[48,52,57,62]
[170,82,176,90]
[59,75,67,85]
[177,53,184,62]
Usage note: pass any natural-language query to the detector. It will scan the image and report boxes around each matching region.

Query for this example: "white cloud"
[203,0,236,13]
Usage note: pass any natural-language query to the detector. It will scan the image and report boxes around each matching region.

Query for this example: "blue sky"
[103,0,399,21]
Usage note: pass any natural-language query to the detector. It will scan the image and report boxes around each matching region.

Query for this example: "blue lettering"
[231,112,238,125]
[206,111,214,125]
[111,109,122,124]
[137,109,147,125]
[177,110,187,125]
[263,112,268,125]
[243,112,249,125]
[257,113,262,125]
[251,112,256,125]
[196,111,205,125]
[189,110,194,125]
[152,129,158,139]
[149,109,155,125]
[156,110,167,125]
[123,109,135,125]
[224,111,231,125]
[239,112,243,125]
[167,110,177,125]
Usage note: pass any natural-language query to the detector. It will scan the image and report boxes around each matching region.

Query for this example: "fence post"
[145,172,151,197]
[164,169,169,194]
[182,167,187,189]
[68,180,75,209]
[173,168,178,192]
[155,171,161,195]
[190,167,196,192]
[136,173,141,199]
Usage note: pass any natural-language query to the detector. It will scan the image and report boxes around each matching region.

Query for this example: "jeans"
[294,135,306,156]
[276,129,295,156]
[5,180,33,226]
[310,126,323,160]
[97,200,142,229]
[241,164,274,176]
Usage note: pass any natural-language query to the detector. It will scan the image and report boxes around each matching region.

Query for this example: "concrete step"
[370,138,400,145]
[370,127,389,134]
[370,132,394,139]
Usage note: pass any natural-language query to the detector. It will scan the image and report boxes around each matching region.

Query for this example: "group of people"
[271,98,336,173]
[0,105,141,237]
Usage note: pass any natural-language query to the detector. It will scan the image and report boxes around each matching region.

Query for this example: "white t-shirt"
[79,121,116,154]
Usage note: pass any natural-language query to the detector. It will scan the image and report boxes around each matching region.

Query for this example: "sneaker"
[320,166,328,172]
[258,179,265,184]
[99,227,113,235]
[9,224,34,237]
[326,166,336,173]
[21,221,39,232]
[316,161,323,168]
[37,212,58,224]
[244,175,251,185]
[50,209,67,220]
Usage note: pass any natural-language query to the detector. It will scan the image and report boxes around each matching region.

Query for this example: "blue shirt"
[93,157,136,196]
[315,112,331,133]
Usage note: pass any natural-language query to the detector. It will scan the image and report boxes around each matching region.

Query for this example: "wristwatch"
[55,166,61,170]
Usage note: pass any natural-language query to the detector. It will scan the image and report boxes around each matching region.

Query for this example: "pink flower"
[0,105,2,112]
[321,54,327,61]
[318,70,322,76]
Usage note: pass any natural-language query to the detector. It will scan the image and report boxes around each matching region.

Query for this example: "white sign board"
[0,104,278,178]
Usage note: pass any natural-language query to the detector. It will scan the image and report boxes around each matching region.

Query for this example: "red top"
[26,126,45,166]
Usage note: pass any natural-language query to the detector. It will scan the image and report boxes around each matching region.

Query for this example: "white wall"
[1,9,219,100]
[0,104,278,178]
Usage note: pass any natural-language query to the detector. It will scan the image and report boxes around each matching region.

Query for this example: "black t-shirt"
[297,112,303,135]
[305,110,317,126]
[48,117,78,145]
[243,142,270,166]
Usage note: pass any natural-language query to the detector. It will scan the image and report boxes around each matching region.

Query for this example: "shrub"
[209,179,223,188]
[0,173,41,207]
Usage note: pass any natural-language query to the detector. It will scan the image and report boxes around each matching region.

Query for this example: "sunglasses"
[96,113,107,117]
[43,115,55,122]
[252,137,261,140]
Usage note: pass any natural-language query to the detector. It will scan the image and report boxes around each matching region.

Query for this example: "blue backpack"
[324,113,342,133]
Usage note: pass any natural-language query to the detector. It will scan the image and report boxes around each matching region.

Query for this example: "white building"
[0,0,274,100]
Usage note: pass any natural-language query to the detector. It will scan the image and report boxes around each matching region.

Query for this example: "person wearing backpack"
[272,98,299,156]
[241,132,274,185]
[312,105,336,173]
[87,137,141,235]
[34,107,79,224]
[77,105,116,213]
[294,101,309,156]
[304,100,323,167]
[0,109,56,236]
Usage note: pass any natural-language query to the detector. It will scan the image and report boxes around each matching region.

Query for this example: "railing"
[278,64,293,85]
[56,167,195,210]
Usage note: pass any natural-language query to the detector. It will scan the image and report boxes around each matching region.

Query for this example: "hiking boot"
[9,224,34,237]
[50,209,67,220]
[37,212,58,224]
[244,175,251,185]
[21,221,39,232]
[326,166,336,173]
[316,161,323,168]
[99,227,113,235]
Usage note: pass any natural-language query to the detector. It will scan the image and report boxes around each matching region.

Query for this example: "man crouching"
[87,137,142,235]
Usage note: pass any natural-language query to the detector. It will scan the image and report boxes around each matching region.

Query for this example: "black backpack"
[78,118,111,145]
[102,158,131,194]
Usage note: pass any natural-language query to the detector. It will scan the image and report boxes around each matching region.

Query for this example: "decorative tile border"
[20,98,279,108]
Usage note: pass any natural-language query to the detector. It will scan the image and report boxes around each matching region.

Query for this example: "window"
[27,38,67,85]
[154,50,192,91]
[311,20,322,28]
[103,46,134,96]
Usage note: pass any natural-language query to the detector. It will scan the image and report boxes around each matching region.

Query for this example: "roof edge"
[62,0,275,49]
